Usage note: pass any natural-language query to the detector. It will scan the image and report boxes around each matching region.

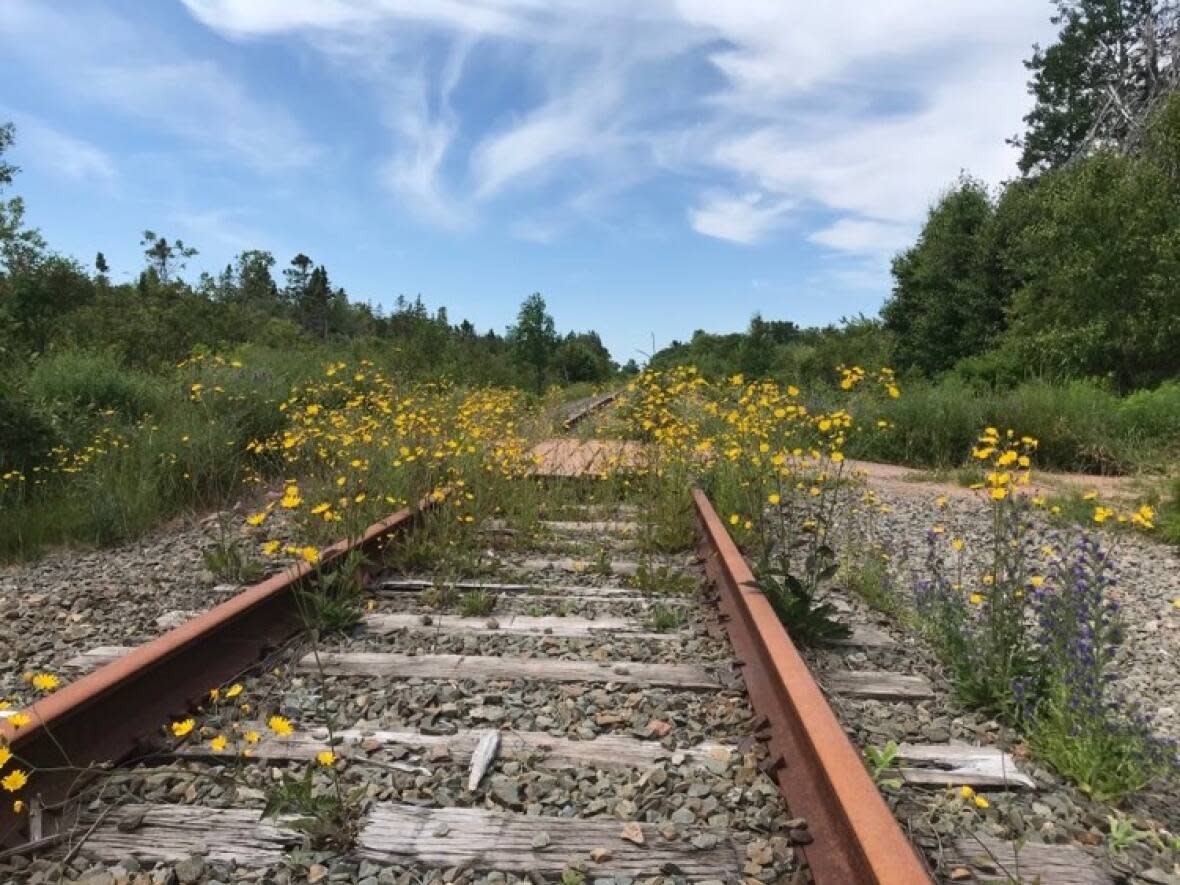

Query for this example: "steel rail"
[0,502,428,847]
[692,488,933,885]
[560,391,620,429]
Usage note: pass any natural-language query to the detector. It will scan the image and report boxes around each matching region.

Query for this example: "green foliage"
[1016,0,1173,174]
[1160,477,1180,545]
[863,740,903,790]
[0,389,57,473]
[883,176,1009,376]
[25,350,167,421]
[509,293,558,392]
[846,376,1180,473]
[646,603,685,633]
[458,589,497,617]
[755,550,851,647]
[201,538,264,584]
[1001,137,1180,389]
[296,552,368,632]
[649,315,891,389]
[262,763,359,850]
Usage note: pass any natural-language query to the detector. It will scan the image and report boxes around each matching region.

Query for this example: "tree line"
[0,126,616,391]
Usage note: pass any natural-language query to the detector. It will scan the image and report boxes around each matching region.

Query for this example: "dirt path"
[849,458,1160,503]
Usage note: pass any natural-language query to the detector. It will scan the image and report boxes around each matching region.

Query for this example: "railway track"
[0,410,1114,883]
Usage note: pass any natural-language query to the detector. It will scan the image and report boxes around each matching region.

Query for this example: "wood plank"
[511,556,694,578]
[84,803,741,880]
[362,611,680,640]
[825,625,896,648]
[303,652,722,689]
[528,438,645,478]
[82,804,297,865]
[949,837,1110,884]
[174,726,732,771]
[541,519,640,536]
[65,645,129,670]
[358,804,738,879]
[893,744,1035,789]
[825,670,934,700]
[373,578,661,599]
[482,519,639,537]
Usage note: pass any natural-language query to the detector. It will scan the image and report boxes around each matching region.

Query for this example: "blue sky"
[0,1,1056,363]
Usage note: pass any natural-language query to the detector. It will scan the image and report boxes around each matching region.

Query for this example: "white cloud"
[807,219,914,257]
[12,117,116,182]
[0,1,317,174]
[179,1,1054,251]
[86,61,318,172]
[688,191,792,244]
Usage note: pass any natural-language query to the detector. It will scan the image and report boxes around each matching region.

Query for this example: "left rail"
[0,503,429,847]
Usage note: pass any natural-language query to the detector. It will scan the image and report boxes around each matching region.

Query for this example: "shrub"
[0,390,56,473]
[25,349,166,421]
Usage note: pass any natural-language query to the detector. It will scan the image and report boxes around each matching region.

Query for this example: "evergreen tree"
[509,293,558,391]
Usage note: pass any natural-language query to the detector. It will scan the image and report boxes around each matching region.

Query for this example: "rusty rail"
[0,503,428,847]
[559,390,620,429]
[692,488,932,885]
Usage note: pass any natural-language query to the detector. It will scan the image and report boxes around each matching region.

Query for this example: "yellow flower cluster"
[970,427,1036,502]
[0,671,61,811]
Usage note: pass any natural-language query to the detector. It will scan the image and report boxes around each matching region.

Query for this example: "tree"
[140,230,197,283]
[998,95,1180,387]
[555,332,614,383]
[0,123,45,276]
[1015,0,1179,173]
[508,293,558,390]
[283,253,313,308]
[95,252,109,275]
[299,265,333,339]
[882,177,1010,375]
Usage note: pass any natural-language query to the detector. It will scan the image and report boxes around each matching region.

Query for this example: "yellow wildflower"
[246,512,267,527]
[171,718,195,738]
[268,715,294,736]
[210,735,228,753]
[0,747,10,767]
[767,493,781,505]
[974,795,989,809]
[959,785,975,800]
[8,713,30,729]
[316,750,336,767]
[31,673,59,692]
[261,540,281,555]
[244,730,261,744]
[969,593,984,605]
[1,770,28,793]
[225,683,244,699]
[729,514,740,526]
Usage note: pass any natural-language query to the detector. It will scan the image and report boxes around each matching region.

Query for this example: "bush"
[0,390,57,473]
[25,350,166,421]
[844,376,1177,474]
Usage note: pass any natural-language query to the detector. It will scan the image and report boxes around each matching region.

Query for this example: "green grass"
[844,377,1180,475]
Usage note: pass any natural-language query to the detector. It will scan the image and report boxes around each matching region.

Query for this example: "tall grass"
[0,347,308,559]
[844,378,1180,474]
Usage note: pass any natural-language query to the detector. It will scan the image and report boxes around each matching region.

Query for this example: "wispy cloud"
[0,1,317,175]
[688,191,793,244]
[9,115,117,182]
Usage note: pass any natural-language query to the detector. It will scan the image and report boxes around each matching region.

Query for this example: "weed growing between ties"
[610,364,902,642]
[915,427,1177,800]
